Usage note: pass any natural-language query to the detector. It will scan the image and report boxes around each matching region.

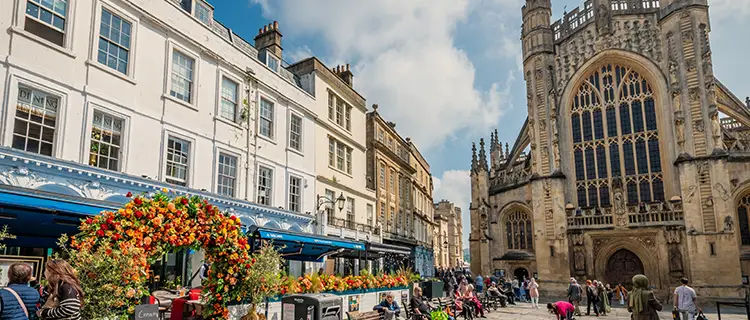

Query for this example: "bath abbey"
[469,0,750,299]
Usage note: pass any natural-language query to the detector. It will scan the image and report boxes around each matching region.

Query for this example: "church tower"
[470,139,491,275]
[522,0,571,292]
[659,0,742,296]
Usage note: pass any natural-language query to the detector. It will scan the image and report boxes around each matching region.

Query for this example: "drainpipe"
[245,70,258,203]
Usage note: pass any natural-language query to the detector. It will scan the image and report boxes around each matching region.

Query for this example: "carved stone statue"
[746,96,750,108]
[711,112,723,149]
[596,4,611,34]
[551,117,558,140]
[672,91,682,112]
[669,60,680,87]
[553,140,561,169]
[669,246,684,272]
[725,215,734,232]
[573,247,586,272]
[707,83,718,107]
[676,118,685,144]
[612,177,626,215]
[703,51,714,78]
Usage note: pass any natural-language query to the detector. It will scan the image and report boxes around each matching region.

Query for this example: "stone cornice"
[0,147,312,223]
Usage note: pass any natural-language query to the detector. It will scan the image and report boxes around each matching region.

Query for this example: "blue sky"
[210,0,750,248]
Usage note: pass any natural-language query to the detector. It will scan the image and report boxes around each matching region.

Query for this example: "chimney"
[254,21,283,60]
[333,64,354,86]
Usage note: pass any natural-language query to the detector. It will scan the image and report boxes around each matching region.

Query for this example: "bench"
[347,310,384,320]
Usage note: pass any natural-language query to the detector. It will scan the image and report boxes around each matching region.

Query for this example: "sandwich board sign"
[135,304,159,320]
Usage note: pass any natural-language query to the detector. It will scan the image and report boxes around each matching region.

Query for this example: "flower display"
[277,270,410,295]
[68,191,278,319]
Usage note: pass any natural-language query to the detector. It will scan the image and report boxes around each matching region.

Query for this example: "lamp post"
[316,192,346,212]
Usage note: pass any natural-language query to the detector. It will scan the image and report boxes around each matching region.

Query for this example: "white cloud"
[433,170,472,249]
[709,0,750,18]
[251,0,511,151]
[287,45,313,63]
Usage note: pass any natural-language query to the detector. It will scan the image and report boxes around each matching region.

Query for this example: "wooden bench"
[347,310,384,320]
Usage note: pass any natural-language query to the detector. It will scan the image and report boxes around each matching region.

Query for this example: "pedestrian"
[628,274,662,320]
[547,301,575,320]
[529,277,540,309]
[566,278,583,316]
[614,282,628,305]
[461,285,486,318]
[606,283,614,304]
[585,280,600,316]
[475,275,484,294]
[37,259,83,320]
[511,278,521,301]
[0,263,41,319]
[597,280,610,315]
[674,277,698,320]
[519,277,527,302]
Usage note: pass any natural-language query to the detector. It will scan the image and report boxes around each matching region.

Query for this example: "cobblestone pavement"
[482,301,747,319]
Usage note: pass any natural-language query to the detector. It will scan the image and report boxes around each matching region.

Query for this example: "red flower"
[100,224,109,231]
[134,197,143,205]
[135,211,143,218]
[126,192,133,198]
[206,205,213,212]
[106,249,112,255]
[85,217,93,224]
[181,198,189,205]
[96,230,104,237]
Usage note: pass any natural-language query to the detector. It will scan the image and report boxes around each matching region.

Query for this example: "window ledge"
[9,26,76,59]
[286,147,304,157]
[328,165,353,178]
[162,93,199,111]
[215,116,244,130]
[86,60,137,85]
[257,133,277,145]
[327,118,353,135]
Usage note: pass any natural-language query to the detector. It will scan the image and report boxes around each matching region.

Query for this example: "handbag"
[3,287,29,318]
[672,310,681,319]
[696,310,708,320]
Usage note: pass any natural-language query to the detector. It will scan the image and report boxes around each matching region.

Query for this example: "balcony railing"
[567,201,684,230]
[327,216,380,234]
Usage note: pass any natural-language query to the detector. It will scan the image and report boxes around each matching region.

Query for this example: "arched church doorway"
[514,267,529,282]
[605,249,644,288]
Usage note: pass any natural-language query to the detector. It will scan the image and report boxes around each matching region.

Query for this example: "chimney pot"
[273,21,279,29]
[263,25,268,32]
[346,63,350,71]
[258,28,263,35]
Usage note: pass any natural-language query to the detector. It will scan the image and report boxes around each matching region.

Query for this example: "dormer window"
[179,0,212,26]
[264,50,280,72]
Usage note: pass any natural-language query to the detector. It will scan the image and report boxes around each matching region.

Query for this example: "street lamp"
[317,192,346,212]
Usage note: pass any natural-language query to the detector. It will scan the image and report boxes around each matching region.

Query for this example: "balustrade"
[566,200,683,230]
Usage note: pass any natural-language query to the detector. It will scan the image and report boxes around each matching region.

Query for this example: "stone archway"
[604,249,644,288]
[593,235,661,289]
[514,267,529,282]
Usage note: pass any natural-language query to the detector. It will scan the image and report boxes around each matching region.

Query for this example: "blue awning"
[247,226,365,262]
[0,189,119,249]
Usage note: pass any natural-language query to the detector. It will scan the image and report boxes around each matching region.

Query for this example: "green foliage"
[0,225,16,250]
[431,309,449,320]
[57,234,146,319]
[235,242,284,307]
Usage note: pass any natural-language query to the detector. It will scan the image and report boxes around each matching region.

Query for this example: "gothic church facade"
[470,0,750,299]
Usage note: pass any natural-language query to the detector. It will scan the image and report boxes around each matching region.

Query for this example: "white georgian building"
[0,0,321,279]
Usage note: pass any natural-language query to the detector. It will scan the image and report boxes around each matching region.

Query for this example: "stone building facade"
[365,106,435,276]
[435,200,464,268]
[434,212,450,268]
[470,0,750,299]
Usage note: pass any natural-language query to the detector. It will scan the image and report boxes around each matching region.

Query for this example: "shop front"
[0,147,314,287]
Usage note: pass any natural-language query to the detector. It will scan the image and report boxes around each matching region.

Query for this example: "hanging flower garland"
[70,190,255,319]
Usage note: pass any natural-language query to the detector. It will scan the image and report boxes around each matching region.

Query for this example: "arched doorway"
[514,267,529,282]
[605,249,644,287]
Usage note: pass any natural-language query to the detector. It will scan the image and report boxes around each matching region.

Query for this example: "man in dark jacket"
[0,263,41,320]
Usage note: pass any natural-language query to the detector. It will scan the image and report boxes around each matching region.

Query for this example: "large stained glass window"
[505,210,533,251]
[571,64,664,207]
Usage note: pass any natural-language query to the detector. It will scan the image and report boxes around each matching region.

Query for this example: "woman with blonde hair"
[529,277,540,309]
[37,259,83,320]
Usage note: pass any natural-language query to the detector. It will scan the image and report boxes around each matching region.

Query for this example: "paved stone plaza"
[483,302,747,320]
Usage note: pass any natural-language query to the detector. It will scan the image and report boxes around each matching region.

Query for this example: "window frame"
[216,70,242,124]
[258,97,276,141]
[288,111,303,153]
[164,41,200,108]
[193,0,212,26]
[256,164,274,206]
[288,174,303,213]
[162,132,194,187]
[94,5,135,77]
[5,79,68,158]
[84,104,130,172]
[215,149,240,198]
[15,0,76,51]
[327,136,353,175]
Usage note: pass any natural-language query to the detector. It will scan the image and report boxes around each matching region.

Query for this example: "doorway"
[513,267,529,282]
[605,249,644,288]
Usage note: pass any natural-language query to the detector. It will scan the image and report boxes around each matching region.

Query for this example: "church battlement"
[566,200,685,230]
[551,0,660,44]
